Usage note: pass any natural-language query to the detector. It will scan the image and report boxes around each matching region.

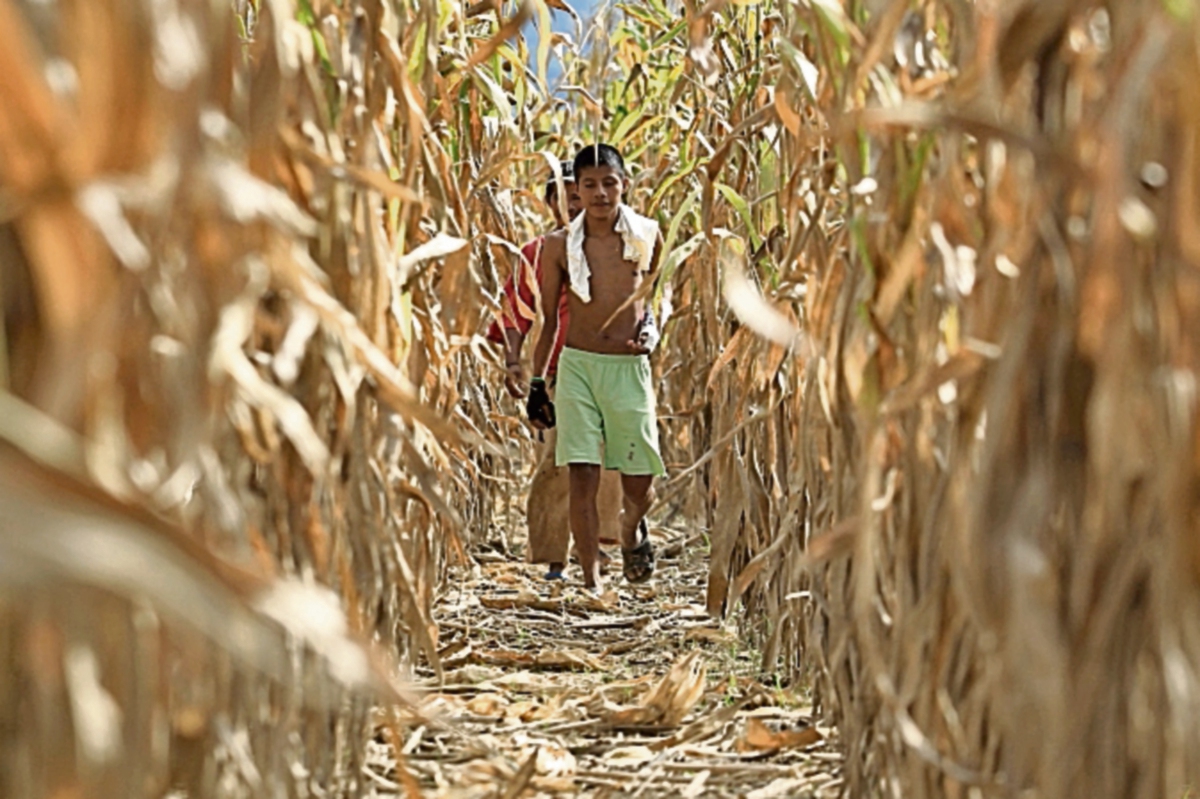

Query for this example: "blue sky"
[521,0,604,88]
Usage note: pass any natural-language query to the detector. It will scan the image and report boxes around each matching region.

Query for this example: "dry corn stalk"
[6,0,1200,797]
[756,2,1200,798]
[0,0,508,793]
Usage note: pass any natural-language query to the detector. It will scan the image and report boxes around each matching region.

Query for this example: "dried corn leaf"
[737,718,822,752]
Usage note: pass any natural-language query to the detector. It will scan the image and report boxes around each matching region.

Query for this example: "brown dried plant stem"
[3,0,1199,797]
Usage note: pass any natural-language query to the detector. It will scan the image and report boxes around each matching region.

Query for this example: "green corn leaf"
[534,0,552,89]
[717,182,762,249]
[473,71,515,130]
[612,107,648,146]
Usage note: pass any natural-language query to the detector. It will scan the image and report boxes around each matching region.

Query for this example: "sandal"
[544,563,566,581]
[621,520,656,584]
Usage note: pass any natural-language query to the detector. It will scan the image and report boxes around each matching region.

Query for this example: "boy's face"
[576,165,627,221]
[548,181,582,227]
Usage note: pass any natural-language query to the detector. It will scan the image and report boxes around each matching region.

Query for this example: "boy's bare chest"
[584,234,625,262]
[584,236,640,281]
[584,239,642,304]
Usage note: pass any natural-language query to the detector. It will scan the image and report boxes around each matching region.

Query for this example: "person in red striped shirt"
[488,163,579,399]
[488,162,623,579]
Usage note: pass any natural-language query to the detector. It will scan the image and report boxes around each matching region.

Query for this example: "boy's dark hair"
[544,161,575,203]
[573,144,626,178]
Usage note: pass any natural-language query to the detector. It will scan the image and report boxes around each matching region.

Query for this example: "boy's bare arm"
[503,328,527,398]
[504,328,525,364]
[532,235,566,379]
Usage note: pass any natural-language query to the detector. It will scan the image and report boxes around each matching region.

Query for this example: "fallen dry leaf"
[442,664,505,684]
[465,693,508,716]
[504,699,558,723]
[746,777,812,799]
[684,625,735,644]
[605,652,707,727]
[475,648,605,671]
[681,768,712,798]
[535,743,576,776]
[418,694,465,717]
[531,776,576,792]
[738,717,823,752]
[603,745,656,767]
[500,749,538,799]
[480,593,566,613]
[488,670,561,694]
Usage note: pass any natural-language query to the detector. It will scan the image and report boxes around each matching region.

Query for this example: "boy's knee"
[621,474,654,504]
[568,463,602,492]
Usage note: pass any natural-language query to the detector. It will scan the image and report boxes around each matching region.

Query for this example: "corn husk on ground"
[3,0,1200,797]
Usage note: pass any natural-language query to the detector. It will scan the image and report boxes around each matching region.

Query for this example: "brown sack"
[525,429,624,564]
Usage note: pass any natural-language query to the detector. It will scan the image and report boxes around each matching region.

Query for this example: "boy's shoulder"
[541,229,569,260]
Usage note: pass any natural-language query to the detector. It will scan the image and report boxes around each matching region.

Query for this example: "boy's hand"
[504,362,527,399]
[526,378,556,429]
[626,312,660,355]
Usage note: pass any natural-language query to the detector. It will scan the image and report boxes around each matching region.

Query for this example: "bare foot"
[582,565,604,592]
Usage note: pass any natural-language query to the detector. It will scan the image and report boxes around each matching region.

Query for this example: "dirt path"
[365,529,843,798]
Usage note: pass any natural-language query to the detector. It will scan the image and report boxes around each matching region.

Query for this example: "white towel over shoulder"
[566,204,659,303]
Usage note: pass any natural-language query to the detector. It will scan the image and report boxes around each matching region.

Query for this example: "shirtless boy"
[529,144,666,589]
[488,163,625,578]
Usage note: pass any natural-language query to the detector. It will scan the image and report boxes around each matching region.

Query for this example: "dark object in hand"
[526,378,556,428]
[636,310,660,353]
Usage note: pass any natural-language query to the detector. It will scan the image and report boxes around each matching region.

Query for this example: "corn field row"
[2,0,1200,797]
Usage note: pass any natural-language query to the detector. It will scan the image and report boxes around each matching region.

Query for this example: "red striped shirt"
[486,236,570,375]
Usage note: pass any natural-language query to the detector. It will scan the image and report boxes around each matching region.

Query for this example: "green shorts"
[555,348,665,476]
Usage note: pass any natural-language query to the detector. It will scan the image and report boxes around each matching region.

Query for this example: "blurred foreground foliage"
[2,0,1200,797]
